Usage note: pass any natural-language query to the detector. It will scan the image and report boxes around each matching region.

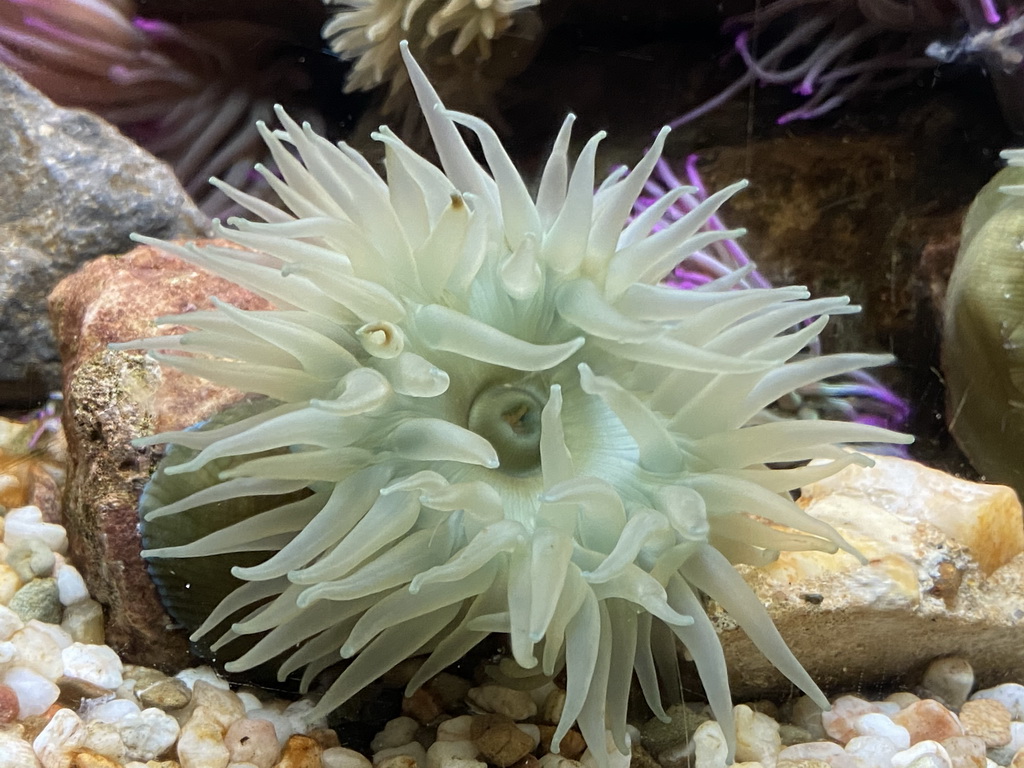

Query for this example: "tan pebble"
[402,687,443,725]
[372,717,420,752]
[777,761,831,768]
[1011,747,1024,768]
[472,714,536,767]
[375,757,419,768]
[0,563,22,605]
[940,736,986,768]
[71,751,122,768]
[510,756,541,768]
[177,706,229,768]
[187,680,245,730]
[374,743,426,768]
[892,699,964,744]
[888,693,923,709]
[138,678,191,711]
[467,685,537,721]
[274,734,323,768]
[536,756,582,768]
[425,739,479,768]
[540,689,566,725]
[920,658,975,710]
[958,699,1011,748]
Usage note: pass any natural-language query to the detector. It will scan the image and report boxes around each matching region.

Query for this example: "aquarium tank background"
[1,1,1024,767]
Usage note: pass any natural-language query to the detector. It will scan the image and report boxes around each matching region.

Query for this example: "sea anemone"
[322,0,542,121]
[0,0,323,217]
[672,0,955,127]
[121,42,910,763]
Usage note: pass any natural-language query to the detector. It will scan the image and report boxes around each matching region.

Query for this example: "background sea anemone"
[121,42,910,764]
[322,0,543,124]
[0,0,325,217]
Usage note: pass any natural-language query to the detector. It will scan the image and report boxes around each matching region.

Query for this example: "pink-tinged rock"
[939,736,986,768]
[49,241,271,671]
[0,683,18,723]
[225,718,281,768]
[891,700,964,745]
[822,696,884,744]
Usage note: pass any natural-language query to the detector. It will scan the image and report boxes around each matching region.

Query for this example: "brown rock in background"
[49,241,270,671]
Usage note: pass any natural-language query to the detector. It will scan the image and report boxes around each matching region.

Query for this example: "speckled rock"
[49,242,272,671]
[707,453,1024,701]
[9,578,61,624]
[0,62,206,405]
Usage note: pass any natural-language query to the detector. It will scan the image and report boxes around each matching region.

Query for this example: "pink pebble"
[0,684,17,723]
[892,699,964,745]
[225,717,281,768]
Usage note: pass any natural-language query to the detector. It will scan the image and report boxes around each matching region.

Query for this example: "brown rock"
[138,678,192,711]
[472,715,536,768]
[402,686,444,725]
[1012,747,1024,768]
[57,677,114,708]
[958,699,1012,748]
[0,684,18,723]
[274,734,323,768]
[49,240,270,670]
[891,699,964,744]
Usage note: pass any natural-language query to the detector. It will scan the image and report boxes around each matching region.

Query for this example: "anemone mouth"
[467,382,546,476]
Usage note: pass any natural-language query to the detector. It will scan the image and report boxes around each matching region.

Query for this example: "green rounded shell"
[943,165,1024,495]
[140,398,309,665]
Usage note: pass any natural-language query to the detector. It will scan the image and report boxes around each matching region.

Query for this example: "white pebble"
[60,598,104,644]
[581,732,630,768]
[374,742,427,768]
[779,740,847,762]
[0,605,23,641]
[284,696,325,731]
[237,690,264,712]
[4,665,59,716]
[436,715,474,742]
[373,717,420,751]
[119,708,181,762]
[323,746,374,768]
[846,734,901,765]
[692,719,729,768]
[854,712,911,749]
[176,665,231,691]
[33,707,85,768]
[29,620,72,650]
[61,642,123,689]
[972,684,1024,720]
[892,740,952,768]
[85,697,141,723]
[0,729,42,767]
[10,623,63,679]
[426,739,479,768]
[467,684,538,720]
[734,704,781,768]
[53,557,89,606]
[3,506,67,553]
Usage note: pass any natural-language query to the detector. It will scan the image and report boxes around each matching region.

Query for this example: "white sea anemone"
[125,42,910,764]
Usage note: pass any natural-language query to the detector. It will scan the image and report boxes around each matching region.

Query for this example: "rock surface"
[0,62,207,406]
[48,241,270,670]
[707,453,1024,701]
